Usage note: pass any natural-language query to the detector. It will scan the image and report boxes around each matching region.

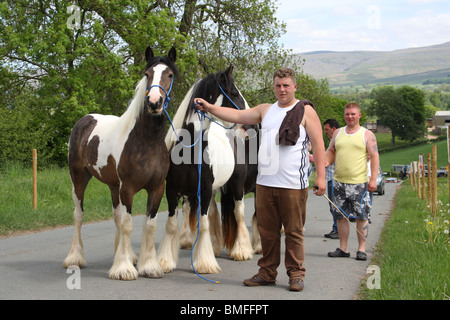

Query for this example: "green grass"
[0,163,166,237]
[358,180,449,300]
[378,138,449,173]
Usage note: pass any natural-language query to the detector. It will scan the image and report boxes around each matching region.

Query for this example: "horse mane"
[164,68,247,151]
[119,76,148,131]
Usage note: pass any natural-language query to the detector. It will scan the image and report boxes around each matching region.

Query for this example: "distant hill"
[296,42,450,87]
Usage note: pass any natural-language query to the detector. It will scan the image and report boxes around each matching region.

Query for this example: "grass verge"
[358,179,449,300]
[0,163,164,237]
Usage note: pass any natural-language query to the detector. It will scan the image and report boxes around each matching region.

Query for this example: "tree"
[370,86,426,146]
[0,0,288,166]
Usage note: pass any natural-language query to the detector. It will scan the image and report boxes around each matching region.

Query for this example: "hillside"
[296,42,450,87]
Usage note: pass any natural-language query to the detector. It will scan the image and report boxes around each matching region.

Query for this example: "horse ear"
[145,47,154,62]
[226,64,234,78]
[168,47,177,63]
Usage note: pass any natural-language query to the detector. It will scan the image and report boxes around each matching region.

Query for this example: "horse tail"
[220,190,237,251]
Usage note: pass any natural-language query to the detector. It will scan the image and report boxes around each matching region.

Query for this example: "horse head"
[144,46,178,115]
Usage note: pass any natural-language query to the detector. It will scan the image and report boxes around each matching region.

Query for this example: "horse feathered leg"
[137,184,164,278]
[109,202,138,280]
[157,184,180,273]
[193,214,222,274]
[192,191,221,274]
[229,199,253,261]
[208,197,222,257]
[63,186,88,269]
[63,166,92,269]
[138,215,164,278]
[157,213,179,273]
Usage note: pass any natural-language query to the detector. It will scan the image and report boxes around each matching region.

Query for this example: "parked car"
[386,177,398,183]
[376,167,386,195]
[423,165,448,178]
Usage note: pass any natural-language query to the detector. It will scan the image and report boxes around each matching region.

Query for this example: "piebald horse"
[159,66,256,274]
[63,47,178,280]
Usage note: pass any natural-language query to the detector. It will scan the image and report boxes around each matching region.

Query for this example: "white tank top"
[257,101,310,190]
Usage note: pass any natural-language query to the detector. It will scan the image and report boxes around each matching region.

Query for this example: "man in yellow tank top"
[325,103,379,261]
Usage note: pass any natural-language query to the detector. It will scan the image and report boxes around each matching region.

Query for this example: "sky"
[275,0,450,53]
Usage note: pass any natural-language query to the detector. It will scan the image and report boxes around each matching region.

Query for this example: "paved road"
[0,183,398,301]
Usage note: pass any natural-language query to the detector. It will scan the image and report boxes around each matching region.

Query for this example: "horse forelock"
[145,55,179,79]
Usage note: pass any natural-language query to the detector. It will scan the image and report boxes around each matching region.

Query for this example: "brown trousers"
[255,184,308,281]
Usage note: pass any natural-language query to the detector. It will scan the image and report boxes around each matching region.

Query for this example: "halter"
[145,76,174,110]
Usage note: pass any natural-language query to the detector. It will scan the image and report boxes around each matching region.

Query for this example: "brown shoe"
[289,278,304,292]
[243,275,276,287]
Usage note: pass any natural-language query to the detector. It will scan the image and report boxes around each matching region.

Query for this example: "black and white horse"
[63,47,178,280]
[160,66,256,274]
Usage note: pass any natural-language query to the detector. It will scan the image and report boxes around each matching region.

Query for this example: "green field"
[378,138,449,173]
[0,163,159,236]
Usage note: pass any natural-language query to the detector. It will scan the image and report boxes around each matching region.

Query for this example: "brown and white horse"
[63,47,178,280]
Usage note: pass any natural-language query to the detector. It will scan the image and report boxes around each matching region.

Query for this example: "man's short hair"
[273,68,296,83]
[345,102,360,111]
[323,119,340,129]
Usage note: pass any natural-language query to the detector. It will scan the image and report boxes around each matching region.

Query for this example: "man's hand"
[313,179,326,196]
[193,98,211,113]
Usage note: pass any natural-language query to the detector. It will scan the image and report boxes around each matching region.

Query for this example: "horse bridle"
[145,74,174,110]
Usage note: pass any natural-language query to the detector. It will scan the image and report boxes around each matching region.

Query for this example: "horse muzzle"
[145,97,164,115]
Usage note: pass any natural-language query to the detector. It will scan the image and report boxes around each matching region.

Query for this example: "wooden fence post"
[427,153,431,208]
[421,156,426,200]
[417,157,421,199]
[32,149,37,210]
[431,145,437,217]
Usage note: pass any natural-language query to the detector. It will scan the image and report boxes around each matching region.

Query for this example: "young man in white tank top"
[195,68,326,292]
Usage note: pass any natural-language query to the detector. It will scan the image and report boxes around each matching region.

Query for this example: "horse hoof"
[230,250,253,261]
[63,256,87,269]
[137,259,164,278]
[193,263,222,274]
[158,258,176,273]
[138,266,164,278]
[108,265,138,281]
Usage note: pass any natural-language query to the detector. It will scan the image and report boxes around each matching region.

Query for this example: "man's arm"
[365,130,380,192]
[303,105,326,196]
[325,129,339,167]
[194,98,270,125]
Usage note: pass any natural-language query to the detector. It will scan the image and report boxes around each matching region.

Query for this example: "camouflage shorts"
[331,180,371,220]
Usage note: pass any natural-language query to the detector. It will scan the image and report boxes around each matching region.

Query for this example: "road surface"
[0,183,399,302]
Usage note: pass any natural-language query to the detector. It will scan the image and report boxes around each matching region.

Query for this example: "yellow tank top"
[334,126,368,184]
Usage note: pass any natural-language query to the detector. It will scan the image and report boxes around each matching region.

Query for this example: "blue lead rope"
[155,80,241,284]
